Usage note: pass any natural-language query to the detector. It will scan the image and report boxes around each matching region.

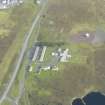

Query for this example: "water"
[72,98,84,105]
[72,92,105,105]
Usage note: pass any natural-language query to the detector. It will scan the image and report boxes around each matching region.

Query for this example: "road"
[0,0,48,104]
[14,19,42,105]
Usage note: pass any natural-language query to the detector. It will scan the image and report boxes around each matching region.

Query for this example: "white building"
[36,0,42,5]
[0,0,23,9]
[60,49,72,62]
[52,48,72,62]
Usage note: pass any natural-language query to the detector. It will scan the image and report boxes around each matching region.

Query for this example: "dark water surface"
[72,92,105,105]
[72,98,84,105]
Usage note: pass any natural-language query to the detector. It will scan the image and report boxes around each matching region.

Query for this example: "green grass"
[16,0,105,104]
[62,44,92,64]
[2,100,11,105]
[70,22,97,35]
[37,70,58,79]
[0,28,10,38]
[9,79,19,97]
[44,46,56,61]
[42,43,93,65]
[0,11,9,19]
[0,1,38,86]
[38,0,105,43]
[0,10,16,38]
[38,88,52,96]
[25,70,54,98]
[7,2,44,98]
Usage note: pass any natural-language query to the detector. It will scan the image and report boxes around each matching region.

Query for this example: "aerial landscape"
[0,0,105,105]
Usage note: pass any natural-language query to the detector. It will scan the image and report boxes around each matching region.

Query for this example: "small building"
[35,54,60,73]
[36,0,41,5]
[28,46,71,74]
[31,45,47,62]
[0,0,23,9]
[60,49,72,62]
[52,48,71,62]
[35,64,59,74]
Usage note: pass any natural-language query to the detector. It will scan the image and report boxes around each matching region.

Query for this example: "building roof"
[0,0,23,9]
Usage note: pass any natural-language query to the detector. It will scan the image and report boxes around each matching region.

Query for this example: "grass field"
[20,0,105,105]
[0,10,16,38]
[38,0,105,42]
[0,0,38,88]
[3,0,105,105]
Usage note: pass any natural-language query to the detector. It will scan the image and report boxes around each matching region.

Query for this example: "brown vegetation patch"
[0,28,17,63]
[70,32,95,43]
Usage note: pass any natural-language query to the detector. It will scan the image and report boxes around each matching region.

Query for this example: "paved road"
[0,0,47,104]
